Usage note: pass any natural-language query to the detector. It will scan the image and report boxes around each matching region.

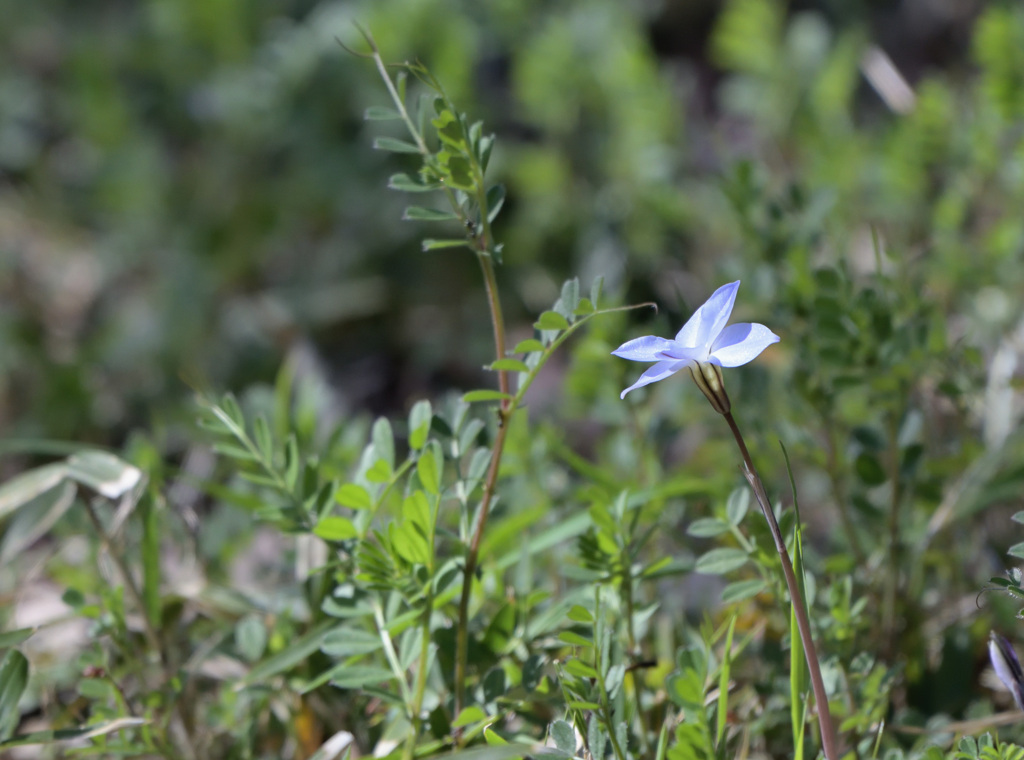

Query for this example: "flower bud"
[688,361,731,415]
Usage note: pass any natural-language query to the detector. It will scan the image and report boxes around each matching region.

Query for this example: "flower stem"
[721,411,840,760]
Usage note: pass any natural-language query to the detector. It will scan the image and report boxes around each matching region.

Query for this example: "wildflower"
[989,631,1024,711]
[612,280,780,412]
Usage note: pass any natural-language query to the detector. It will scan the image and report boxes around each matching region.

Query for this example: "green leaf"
[560,278,580,315]
[373,137,421,153]
[463,390,514,403]
[534,311,570,331]
[388,173,440,192]
[695,548,749,575]
[403,206,459,222]
[726,488,750,524]
[854,453,887,486]
[0,630,33,649]
[590,276,604,308]
[321,628,382,658]
[65,451,143,499]
[329,665,397,689]
[240,620,334,685]
[235,615,268,662]
[1008,542,1024,560]
[513,339,545,353]
[364,106,402,120]
[563,659,598,679]
[417,447,441,496]
[0,481,76,564]
[452,706,488,729]
[408,400,432,451]
[372,418,394,469]
[335,483,372,510]
[687,517,730,537]
[489,358,529,373]
[0,464,67,521]
[0,649,28,742]
[566,605,593,623]
[550,720,576,756]
[720,578,768,603]
[1011,511,1024,525]
[0,717,147,748]
[422,238,469,252]
[486,184,505,223]
[315,516,358,541]
[432,110,465,148]
[558,631,592,647]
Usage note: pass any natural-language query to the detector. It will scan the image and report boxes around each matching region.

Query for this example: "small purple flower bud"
[989,631,1024,711]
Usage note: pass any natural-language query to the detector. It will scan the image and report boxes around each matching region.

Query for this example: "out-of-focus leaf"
[66,451,143,499]
[0,464,67,520]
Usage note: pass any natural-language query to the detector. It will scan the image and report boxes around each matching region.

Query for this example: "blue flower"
[612,280,780,402]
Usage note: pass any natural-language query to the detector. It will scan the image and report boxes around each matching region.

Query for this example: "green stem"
[82,499,199,760]
[405,494,438,760]
[721,412,840,760]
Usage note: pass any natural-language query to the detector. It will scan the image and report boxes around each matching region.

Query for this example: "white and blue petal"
[708,323,780,368]
[611,335,679,362]
[619,360,689,399]
[674,280,739,349]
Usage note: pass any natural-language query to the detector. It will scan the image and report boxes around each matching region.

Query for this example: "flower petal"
[619,360,688,399]
[611,335,679,362]
[675,280,740,350]
[707,323,780,367]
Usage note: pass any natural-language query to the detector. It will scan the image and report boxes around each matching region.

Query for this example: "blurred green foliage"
[3,0,1024,758]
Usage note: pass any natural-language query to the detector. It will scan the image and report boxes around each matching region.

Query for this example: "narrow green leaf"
[720,578,767,603]
[567,605,593,623]
[0,717,147,748]
[372,418,395,469]
[388,173,439,192]
[513,339,545,353]
[485,184,505,223]
[408,400,432,451]
[560,279,580,315]
[489,358,529,372]
[687,517,730,537]
[1009,543,1024,560]
[240,621,334,685]
[373,137,421,153]
[563,659,598,679]
[558,631,592,647]
[716,615,737,748]
[329,665,396,689]
[463,390,514,403]
[422,238,469,252]
[590,276,604,308]
[66,451,143,499]
[694,547,749,575]
[417,448,441,496]
[0,650,28,742]
[726,488,750,525]
[364,106,402,120]
[321,628,383,658]
[534,311,569,331]
[315,516,358,541]
[403,206,459,222]
[0,464,67,521]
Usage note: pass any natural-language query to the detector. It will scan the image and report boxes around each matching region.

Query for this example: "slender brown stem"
[721,412,840,760]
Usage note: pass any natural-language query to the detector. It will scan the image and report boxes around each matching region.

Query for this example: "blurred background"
[5,0,1024,742]
[3,0,1020,447]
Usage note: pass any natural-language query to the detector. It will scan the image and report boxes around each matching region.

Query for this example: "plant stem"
[82,499,199,760]
[721,412,840,760]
